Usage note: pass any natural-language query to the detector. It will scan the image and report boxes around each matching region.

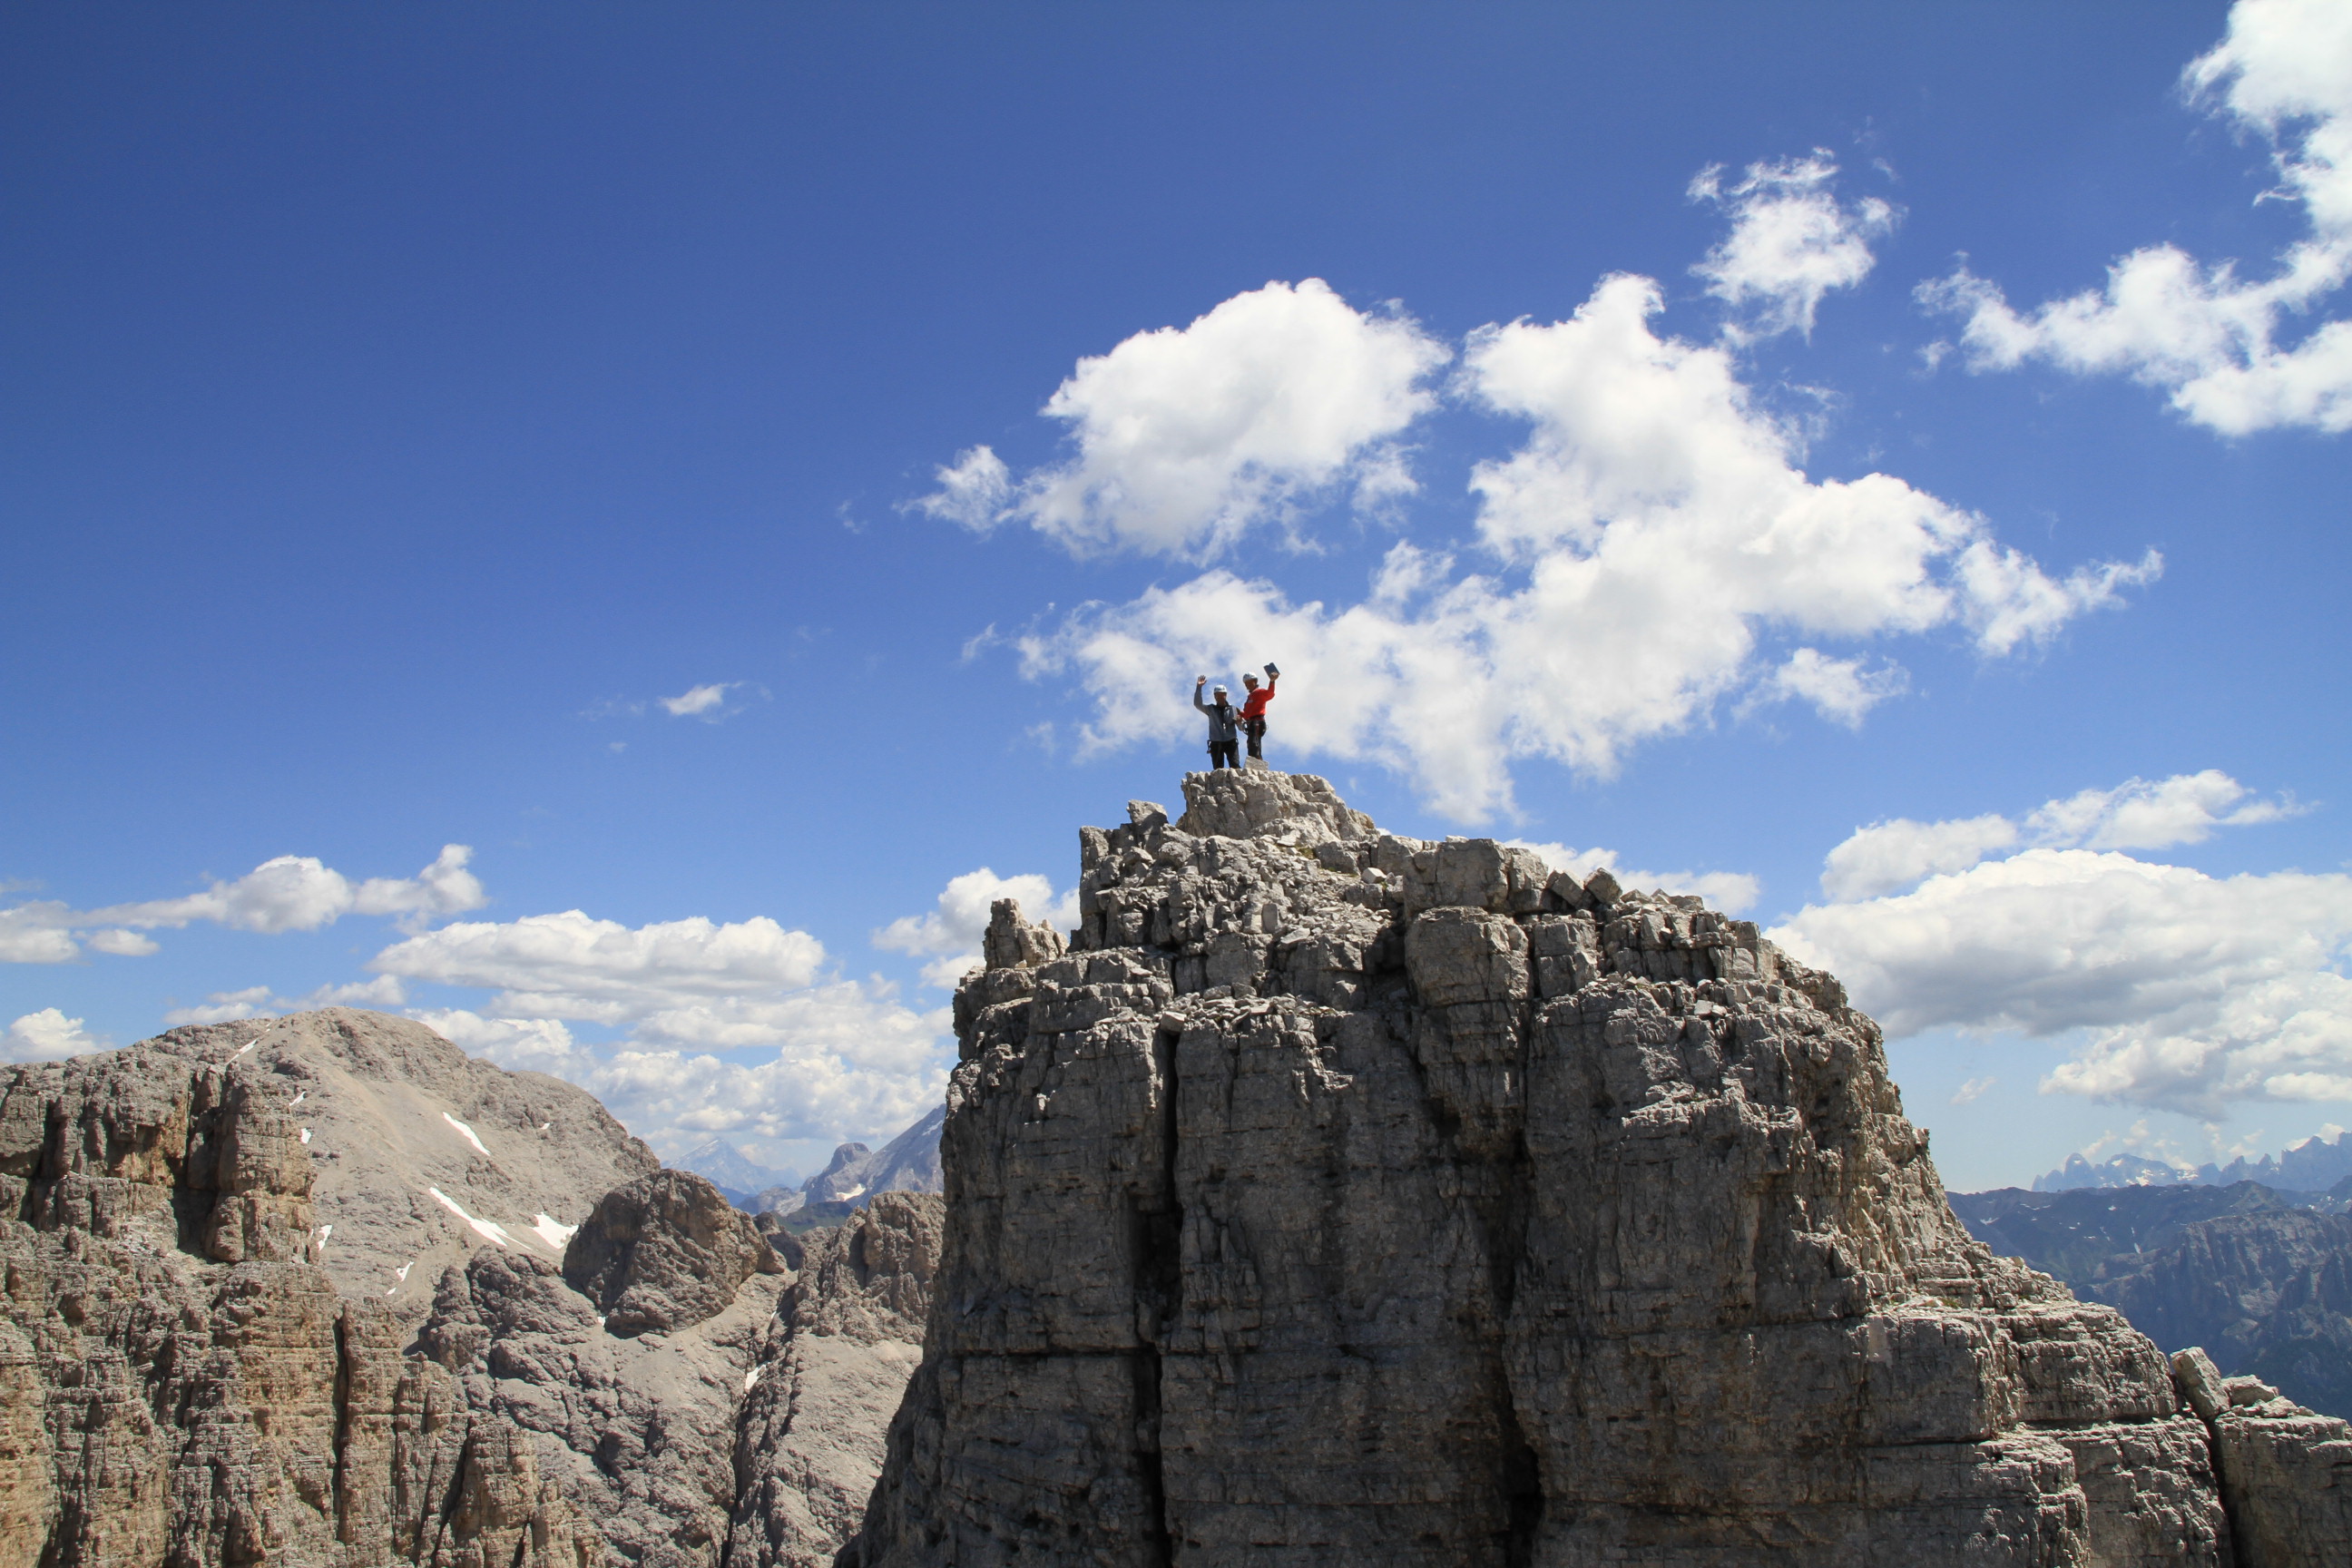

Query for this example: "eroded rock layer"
[849,770,2352,1566]
[0,1009,943,1568]
[0,1011,613,1568]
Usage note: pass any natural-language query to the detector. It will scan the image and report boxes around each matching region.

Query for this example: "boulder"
[564,1168,784,1335]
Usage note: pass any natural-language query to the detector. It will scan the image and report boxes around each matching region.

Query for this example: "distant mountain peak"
[671,1137,797,1203]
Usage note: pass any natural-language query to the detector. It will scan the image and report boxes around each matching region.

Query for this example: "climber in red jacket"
[1239,662,1279,763]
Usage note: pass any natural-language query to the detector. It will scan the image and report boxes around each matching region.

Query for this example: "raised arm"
[1193,677,1210,714]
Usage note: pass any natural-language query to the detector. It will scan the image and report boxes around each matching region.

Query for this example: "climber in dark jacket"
[1194,677,1240,769]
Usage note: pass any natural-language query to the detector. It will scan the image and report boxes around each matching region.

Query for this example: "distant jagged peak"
[2034,1150,2204,1191]
[2034,1125,2352,1195]
[671,1135,797,1203]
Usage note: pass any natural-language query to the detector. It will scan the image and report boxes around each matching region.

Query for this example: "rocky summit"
[846,769,2352,1567]
[5,775,2351,1566]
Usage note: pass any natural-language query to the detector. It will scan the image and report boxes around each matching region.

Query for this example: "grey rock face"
[846,769,2288,1566]
[418,1239,784,1568]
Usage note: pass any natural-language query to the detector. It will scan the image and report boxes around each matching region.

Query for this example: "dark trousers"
[1208,741,1240,769]
[1243,718,1266,759]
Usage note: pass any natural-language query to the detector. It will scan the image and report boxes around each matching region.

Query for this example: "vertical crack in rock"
[1498,1394,1544,1568]
[330,1302,355,1534]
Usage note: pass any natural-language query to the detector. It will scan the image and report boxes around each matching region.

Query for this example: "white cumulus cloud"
[1820,769,2296,899]
[408,1008,592,1077]
[2,1008,108,1062]
[914,279,1450,560]
[1775,850,2352,1116]
[83,928,160,956]
[1919,0,2352,433]
[2024,769,2298,849]
[1019,272,2156,820]
[1779,769,2342,1116]
[371,910,826,1024]
[379,908,953,1147]
[0,905,82,964]
[1690,151,1899,342]
[1821,813,2022,902]
[917,446,1014,530]
[585,983,949,1142]
[94,844,487,936]
[874,867,1081,988]
[1754,648,1909,727]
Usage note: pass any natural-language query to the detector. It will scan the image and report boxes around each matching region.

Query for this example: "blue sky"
[5,1,2347,1189]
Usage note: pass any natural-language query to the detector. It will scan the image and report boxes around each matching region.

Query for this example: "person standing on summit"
[1194,676,1240,769]
[1239,662,1279,764]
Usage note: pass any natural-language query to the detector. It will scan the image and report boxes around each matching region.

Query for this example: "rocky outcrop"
[846,769,2346,1566]
[0,1009,941,1567]
[146,1009,661,1308]
[416,1221,780,1568]
[2172,1349,2352,1564]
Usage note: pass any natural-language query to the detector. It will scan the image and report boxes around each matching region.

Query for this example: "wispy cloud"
[1689,150,1899,342]
[587,681,762,725]
[660,681,735,718]
[1951,1075,1997,1106]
